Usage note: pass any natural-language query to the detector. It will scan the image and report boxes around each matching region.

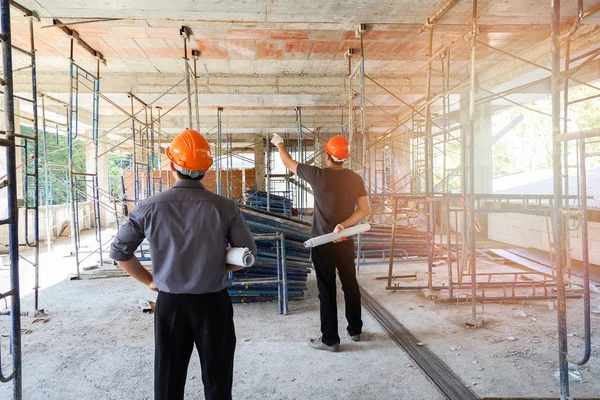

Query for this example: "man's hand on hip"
[148,281,159,292]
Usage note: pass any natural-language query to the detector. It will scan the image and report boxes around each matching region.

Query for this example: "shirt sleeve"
[228,205,258,255]
[296,164,321,185]
[109,205,147,261]
[357,174,368,198]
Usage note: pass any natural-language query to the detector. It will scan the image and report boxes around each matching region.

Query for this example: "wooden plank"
[489,249,599,293]
[507,247,600,286]
[488,249,555,276]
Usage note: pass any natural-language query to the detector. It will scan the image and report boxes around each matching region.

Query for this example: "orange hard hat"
[166,129,213,171]
[324,135,350,161]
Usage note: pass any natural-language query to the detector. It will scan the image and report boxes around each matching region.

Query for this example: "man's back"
[296,165,367,236]
[110,179,256,294]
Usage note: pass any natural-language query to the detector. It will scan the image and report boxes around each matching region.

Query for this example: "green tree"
[20,125,87,206]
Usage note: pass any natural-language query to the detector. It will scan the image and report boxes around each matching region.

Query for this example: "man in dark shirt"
[111,129,257,400]
[271,133,370,352]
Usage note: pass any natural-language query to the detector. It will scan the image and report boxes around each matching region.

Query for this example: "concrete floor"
[356,261,600,399]
[1,229,599,399]
[0,274,444,400]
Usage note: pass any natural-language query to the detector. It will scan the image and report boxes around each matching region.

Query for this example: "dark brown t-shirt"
[296,164,368,236]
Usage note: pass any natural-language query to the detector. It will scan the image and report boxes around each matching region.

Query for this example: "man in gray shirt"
[110,129,256,400]
[271,133,370,352]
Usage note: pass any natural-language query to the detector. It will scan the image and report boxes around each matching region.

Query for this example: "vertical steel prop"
[0,1,23,396]
[551,1,569,398]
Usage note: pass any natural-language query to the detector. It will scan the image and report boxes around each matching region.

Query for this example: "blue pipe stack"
[244,190,293,217]
[228,205,313,304]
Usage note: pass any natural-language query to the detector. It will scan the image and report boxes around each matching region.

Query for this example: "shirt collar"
[173,180,205,189]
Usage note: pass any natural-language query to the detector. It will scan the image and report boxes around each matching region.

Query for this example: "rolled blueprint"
[303,223,371,248]
[226,247,255,268]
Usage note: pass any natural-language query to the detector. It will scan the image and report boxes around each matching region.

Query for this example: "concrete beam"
[12,71,448,97]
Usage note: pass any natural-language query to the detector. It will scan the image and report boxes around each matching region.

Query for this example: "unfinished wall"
[123,169,255,203]
[488,213,600,265]
[202,169,255,201]
[0,202,92,246]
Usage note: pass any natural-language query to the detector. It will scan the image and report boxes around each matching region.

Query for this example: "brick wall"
[122,169,255,206]
[202,169,255,201]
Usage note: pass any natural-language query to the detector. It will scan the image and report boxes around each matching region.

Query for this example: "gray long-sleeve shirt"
[110,179,257,295]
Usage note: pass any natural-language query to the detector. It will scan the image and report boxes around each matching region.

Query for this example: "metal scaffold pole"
[92,60,102,265]
[181,26,193,129]
[296,107,303,219]
[266,130,271,212]
[424,25,434,291]
[467,0,479,326]
[192,50,201,131]
[216,107,223,196]
[40,95,51,251]
[0,0,23,396]
[24,15,40,312]
[551,1,568,397]
[226,133,232,198]
[67,36,80,278]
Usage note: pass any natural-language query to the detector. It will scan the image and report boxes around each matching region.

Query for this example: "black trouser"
[311,240,363,346]
[155,289,236,400]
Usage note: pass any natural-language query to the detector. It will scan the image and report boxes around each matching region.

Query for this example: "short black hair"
[326,153,344,166]
[175,170,205,181]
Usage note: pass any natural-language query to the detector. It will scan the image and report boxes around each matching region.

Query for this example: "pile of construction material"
[228,206,312,303]
[244,190,293,217]
[357,224,431,260]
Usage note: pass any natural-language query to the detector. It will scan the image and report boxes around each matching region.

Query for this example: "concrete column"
[254,136,265,190]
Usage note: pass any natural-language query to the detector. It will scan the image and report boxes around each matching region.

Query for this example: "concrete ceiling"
[14,0,600,24]
[6,0,600,143]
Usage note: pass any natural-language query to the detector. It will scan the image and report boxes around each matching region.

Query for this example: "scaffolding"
[343,1,599,398]
[0,2,598,398]
[0,1,23,397]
